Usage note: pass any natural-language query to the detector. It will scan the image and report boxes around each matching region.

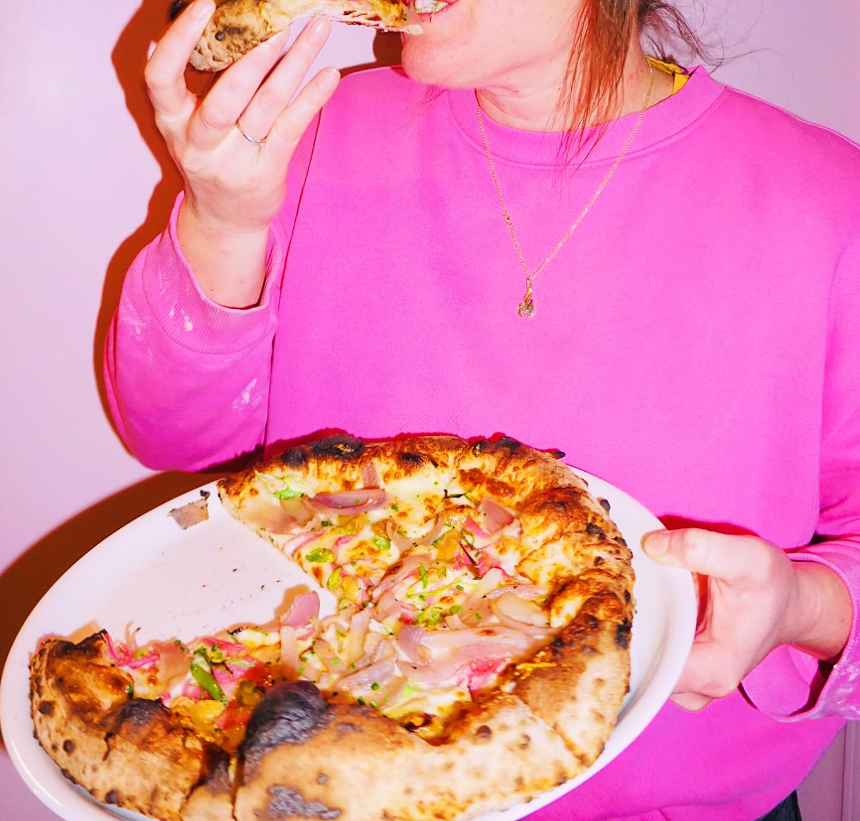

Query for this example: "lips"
[412,0,459,15]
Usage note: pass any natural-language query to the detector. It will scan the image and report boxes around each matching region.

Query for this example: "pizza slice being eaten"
[30,433,635,821]
[173,0,423,72]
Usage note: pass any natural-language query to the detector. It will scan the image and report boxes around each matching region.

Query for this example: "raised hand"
[144,0,341,306]
[643,528,851,711]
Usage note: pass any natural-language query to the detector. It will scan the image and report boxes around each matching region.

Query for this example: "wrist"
[786,560,852,662]
[177,200,270,309]
[180,196,273,239]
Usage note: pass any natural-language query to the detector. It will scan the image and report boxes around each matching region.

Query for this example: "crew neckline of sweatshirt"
[444,66,726,168]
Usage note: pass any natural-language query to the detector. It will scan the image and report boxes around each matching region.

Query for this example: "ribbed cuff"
[140,193,286,355]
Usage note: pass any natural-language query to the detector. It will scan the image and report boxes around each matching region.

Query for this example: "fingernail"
[192,0,214,18]
[309,18,330,42]
[644,531,668,556]
[319,67,340,90]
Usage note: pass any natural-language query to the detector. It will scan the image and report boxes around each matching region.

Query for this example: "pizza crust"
[30,633,223,821]
[178,0,422,72]
[234,682,580,821]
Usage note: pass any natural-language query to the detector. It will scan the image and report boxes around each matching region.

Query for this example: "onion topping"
[282,591,320,628]
[124,652,160,669]
[339,655,398,694]
[396,625,430,663]
[308,489,387,514]
[491,593,554,638]
[478,498,515,534]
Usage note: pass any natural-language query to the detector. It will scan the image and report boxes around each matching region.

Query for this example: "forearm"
[743,539,860,719]
[105,196,286,470]
[177,199,270,308]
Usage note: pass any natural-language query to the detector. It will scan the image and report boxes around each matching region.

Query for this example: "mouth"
[411,0,461,21]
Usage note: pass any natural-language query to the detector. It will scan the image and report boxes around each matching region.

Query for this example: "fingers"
[643,528,755,585]
[189,27,293,149]
[671,641,738,712]
[145,0,215,130]
[264,66,341,160]
[671,692,712,711]
[673,640,741,700]
[238,18,335,140]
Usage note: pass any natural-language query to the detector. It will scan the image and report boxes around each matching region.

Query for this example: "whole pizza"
[30,433,634,821]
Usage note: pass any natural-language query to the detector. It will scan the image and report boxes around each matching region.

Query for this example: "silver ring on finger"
[236,122,267,147]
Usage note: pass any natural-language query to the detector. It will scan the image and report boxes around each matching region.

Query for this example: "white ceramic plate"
[1,469,696,821]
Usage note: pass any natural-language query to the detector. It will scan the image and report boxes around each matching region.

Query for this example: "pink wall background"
[1,1,858,818]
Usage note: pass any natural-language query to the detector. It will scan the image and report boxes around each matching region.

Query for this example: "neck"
[476,41,673,132]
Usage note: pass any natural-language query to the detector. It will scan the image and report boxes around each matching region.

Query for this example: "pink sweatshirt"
[106,67,860,820]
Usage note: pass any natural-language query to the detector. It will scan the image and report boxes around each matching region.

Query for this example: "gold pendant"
[517,288,535,318]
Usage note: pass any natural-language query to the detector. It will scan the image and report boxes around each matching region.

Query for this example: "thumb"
[643,528,749,584]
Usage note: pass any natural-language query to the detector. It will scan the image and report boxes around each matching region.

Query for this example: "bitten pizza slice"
[177,0,423,71]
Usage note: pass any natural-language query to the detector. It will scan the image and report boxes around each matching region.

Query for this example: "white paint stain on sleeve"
[232,378,259,410]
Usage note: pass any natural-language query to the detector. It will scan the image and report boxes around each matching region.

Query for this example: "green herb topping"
[307,547,335,563]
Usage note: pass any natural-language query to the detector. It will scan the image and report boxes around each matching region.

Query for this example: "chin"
[401,35,484,89]
[400,0,482,89]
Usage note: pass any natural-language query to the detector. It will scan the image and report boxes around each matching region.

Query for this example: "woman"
[106,1,860,818]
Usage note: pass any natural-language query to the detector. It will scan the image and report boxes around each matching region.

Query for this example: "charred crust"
[63,740,74,753]
[106,698,169,736]
[615,621,632,650]
[316,772,329,784]
[264,785,341,819]
[169,0,187,21]
[586,523,606,538]
[599,498,611,512]
[61,768,78,785]
[37,700,55,716]
[201,752,233,796]
[240,682,332,771]
[56,631,105,659]
[470,435,522,456]
[528,486,588,516]
[475,724,492,740]
[549,449,566,459]
[311,435,364,461]
[397,451,426,466]
[279,447,309,468]
[105,790,120,805]
[614,536,628,547]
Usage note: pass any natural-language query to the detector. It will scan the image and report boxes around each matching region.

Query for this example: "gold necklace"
[477,62,655,318]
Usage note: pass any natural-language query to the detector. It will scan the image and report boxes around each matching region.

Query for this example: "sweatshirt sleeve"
[742,229,860,721]
[104,117,320,471]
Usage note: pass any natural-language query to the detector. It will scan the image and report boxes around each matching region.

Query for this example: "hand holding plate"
[643,528,851,712]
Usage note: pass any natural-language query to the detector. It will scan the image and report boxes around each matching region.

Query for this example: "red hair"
[559,0,715,155]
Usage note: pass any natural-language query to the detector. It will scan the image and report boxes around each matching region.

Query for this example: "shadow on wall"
[91,0,403,433]
[0,470,211,750]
